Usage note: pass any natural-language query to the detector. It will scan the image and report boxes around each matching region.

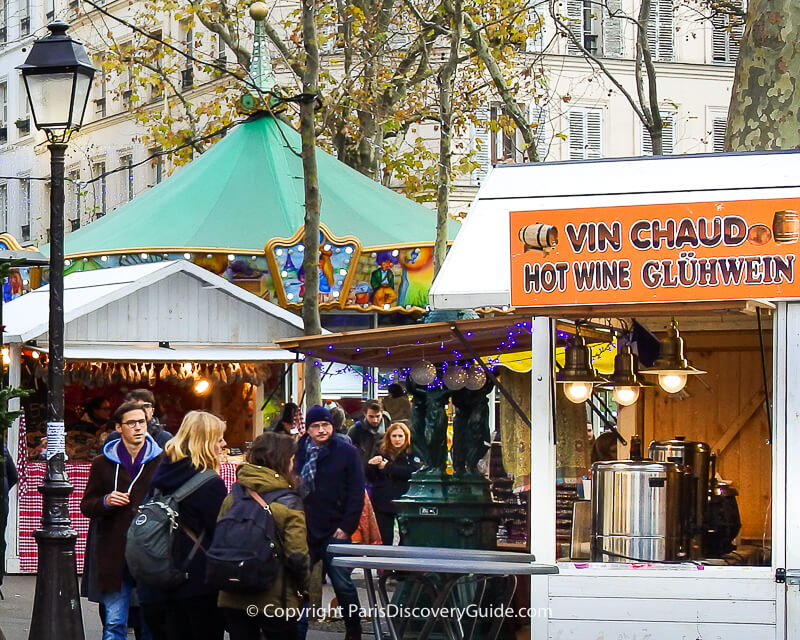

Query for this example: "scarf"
[300,440,321,498]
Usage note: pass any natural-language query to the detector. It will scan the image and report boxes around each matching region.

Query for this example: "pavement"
[0,574,368,640]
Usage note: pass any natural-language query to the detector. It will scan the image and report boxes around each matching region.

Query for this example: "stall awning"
[275,315,607,368]
[2,260,305,347]
[30,344,299,362]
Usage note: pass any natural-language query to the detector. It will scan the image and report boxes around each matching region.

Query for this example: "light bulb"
[193,379,212,395]
[564,382,593,403]
[410,360,436,386]
[613,386,640,406]
[658,373,687,393]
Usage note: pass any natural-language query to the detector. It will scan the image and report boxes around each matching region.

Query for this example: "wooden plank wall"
[641,329,772,541]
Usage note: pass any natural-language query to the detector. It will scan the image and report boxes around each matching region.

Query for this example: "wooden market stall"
[3,259,304,574]
[428,151,800,639]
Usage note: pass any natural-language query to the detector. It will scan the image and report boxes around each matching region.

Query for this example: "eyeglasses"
[121,419,147,428]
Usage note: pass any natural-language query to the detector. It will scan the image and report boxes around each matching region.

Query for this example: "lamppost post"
[17,21,95,640]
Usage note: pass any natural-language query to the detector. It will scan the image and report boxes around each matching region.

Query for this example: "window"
[20,177,30,241]
[568,107,603,160]
[712,3,744,65]
[91,161,106,217]
[18,73,29,121]
[711,115,727,152]
[19,0,29,36]
[470,106,491,186]
[0,80,6,143]
[319,18,345,54]
[490,103,525,164]
[213,33,226,64]
[641,110,676,155]
[646,0,674,62]
[529,103,549,161]
[525,8,545,53]
[68,169,81,228]
[182,24,194,88]
[45,0,54,21]
[0,183,7,232]
[120,154,134,201]
[118,43,134,110]
[149,31,163,100]
[94,57,107,118]
[565,0,622,58]
[0,0,7,44]
[149,149,163,185]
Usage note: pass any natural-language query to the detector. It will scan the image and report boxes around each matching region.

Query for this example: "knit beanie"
[305,405,333,426]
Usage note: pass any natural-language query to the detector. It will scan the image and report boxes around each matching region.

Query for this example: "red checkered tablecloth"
[18,461,238,574]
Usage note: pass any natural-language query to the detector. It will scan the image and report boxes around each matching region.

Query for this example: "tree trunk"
[301,0,322,408]
[434,0,461,277]
[726,0,800,150]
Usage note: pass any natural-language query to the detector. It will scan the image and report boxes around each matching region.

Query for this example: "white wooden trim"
[548,620,775,639]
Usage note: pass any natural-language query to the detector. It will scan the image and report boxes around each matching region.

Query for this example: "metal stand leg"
[416,575,461,640]
[484,575,517,640]
[362,568,385,640]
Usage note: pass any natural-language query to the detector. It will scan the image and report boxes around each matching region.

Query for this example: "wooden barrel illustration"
[519,223,558,251]
[772,210,799,244]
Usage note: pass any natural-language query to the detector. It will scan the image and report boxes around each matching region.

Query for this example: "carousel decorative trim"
[0,233,35,251]
[264,224,362,311]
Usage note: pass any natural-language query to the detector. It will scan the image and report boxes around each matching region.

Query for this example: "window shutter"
[568,109,586,160]
[585,109,602,159]
[566,0,583,55]
[569,108,602,160]
[602,0,623,58]
[712,2,744,64]
[471,106,491,186]
[641,110,675,155]
[526,8,545,53]
[529,104,548,161]
[712,115,727,152]
[657,0,674,61]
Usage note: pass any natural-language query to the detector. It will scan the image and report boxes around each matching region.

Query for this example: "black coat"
[366,451,421,513]
[137,457,227,602]
[293,434,364,542]
[347,421,382,470]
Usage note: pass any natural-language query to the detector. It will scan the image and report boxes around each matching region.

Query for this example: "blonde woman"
[139,411,228,640]
[366,422,421,545]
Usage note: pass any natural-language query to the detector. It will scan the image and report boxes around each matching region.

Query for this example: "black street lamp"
[17,21,95,640]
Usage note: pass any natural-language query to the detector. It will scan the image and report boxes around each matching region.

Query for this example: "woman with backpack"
[138,411,228,640]
[215,432,310,639]
[366,422,421,545]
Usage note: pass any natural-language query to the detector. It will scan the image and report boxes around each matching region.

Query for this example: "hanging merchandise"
[409,359,436,386]
[464,364,487,390]
[443,363,468,390]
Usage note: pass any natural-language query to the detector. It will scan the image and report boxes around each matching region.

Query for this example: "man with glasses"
[295,405,365,640]
[106,389,172,447]
[81,401,164,640]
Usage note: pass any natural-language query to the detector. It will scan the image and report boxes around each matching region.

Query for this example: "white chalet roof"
[3,260,305,360]
[430,151,800,310]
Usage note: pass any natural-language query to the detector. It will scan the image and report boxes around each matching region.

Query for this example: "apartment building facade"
[0,0,743,245]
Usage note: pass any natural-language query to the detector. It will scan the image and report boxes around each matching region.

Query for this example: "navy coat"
[293,433,364,543]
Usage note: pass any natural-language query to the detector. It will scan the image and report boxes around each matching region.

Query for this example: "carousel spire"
[248,2,276,95]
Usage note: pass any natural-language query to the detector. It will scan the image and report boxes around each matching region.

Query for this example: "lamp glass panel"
[658,373,687,394]
[24,72,75,127]
[564,382,592,403]
[613,385,640,406]
[70,72,92,128]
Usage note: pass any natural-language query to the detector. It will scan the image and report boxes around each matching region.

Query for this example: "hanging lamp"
[556,333,607,403]
[641,320,706,393]
[600,343,649,407]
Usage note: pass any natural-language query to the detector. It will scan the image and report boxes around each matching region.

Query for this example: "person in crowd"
[271,402,301,437]
[218,432,310,639]
[590,430,619,464]
[381,383,410,424]
[294,406,365,640]
[366,423,421,546]
[138,410,228,640]
[330,404,349,436]
[80,401,164,640]
[74,396,113,434]
[1,445,18,594]
[106,390,172,448]
[347,399,388,471]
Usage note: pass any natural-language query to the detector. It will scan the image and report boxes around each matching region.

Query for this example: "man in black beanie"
[294,405,365,640]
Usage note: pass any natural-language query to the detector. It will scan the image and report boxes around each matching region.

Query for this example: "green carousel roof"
[55,113,458,256]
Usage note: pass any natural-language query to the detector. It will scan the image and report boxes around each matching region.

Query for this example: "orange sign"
[510,198,800,307]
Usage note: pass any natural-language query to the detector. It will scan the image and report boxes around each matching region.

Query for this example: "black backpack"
[205,483,290,593]
[125,470,217,590]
